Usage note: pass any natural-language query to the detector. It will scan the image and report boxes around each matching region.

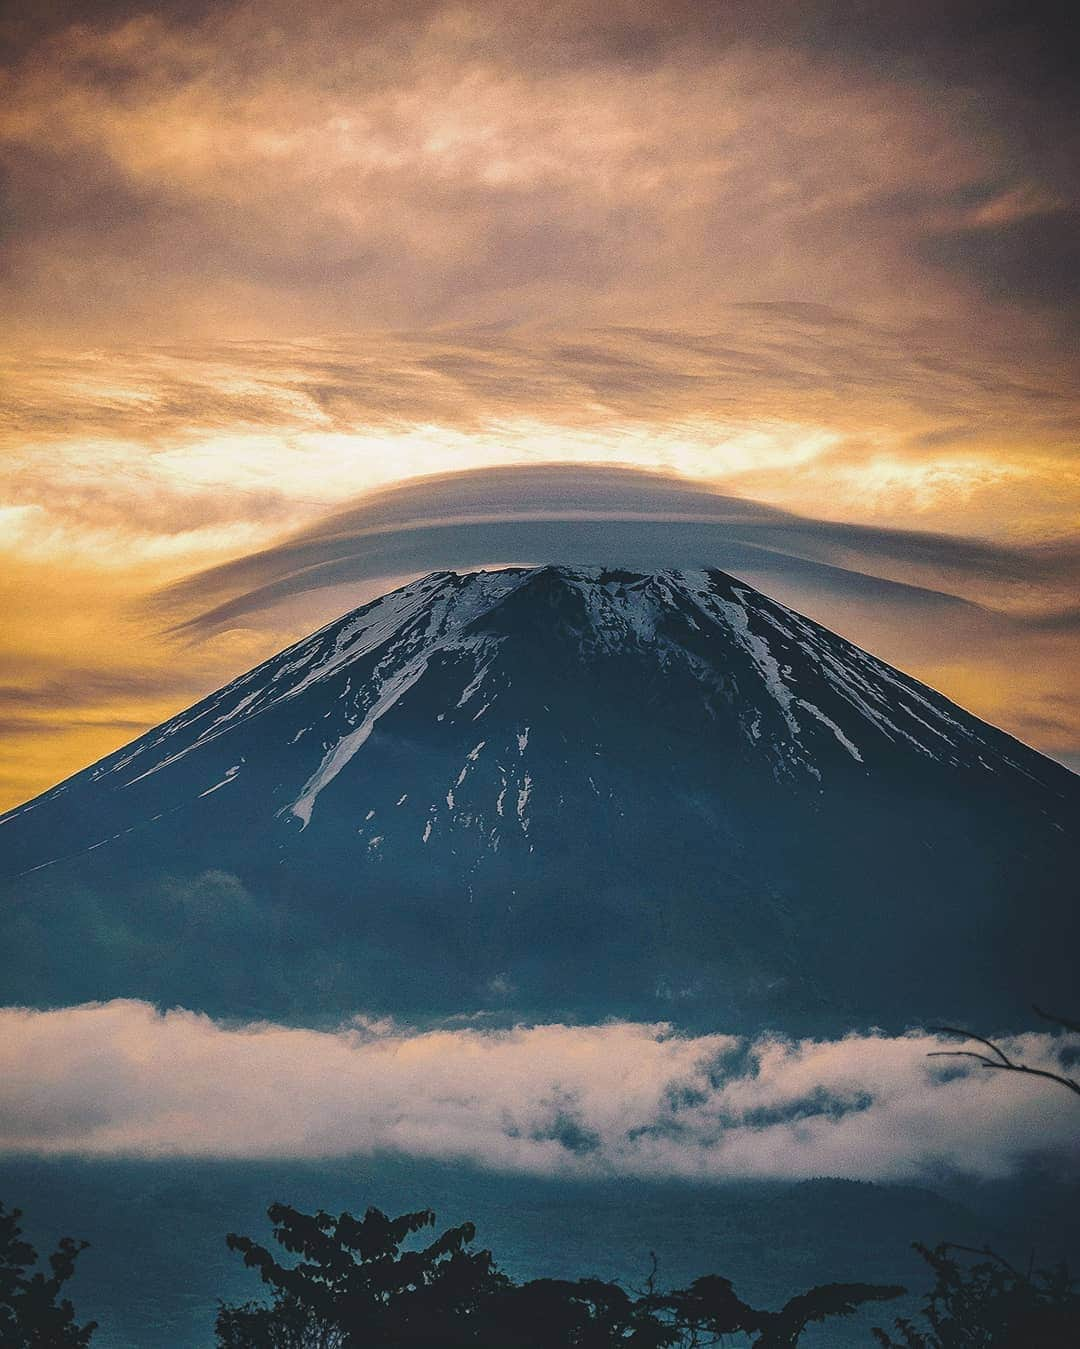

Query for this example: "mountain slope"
[2,565,1076,1029]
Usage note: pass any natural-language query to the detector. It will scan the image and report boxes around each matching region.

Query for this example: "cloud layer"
[1,1000,1076,1181]
[0,0,1076,804]
[2,1,1076,339]
[160,462,1080,631]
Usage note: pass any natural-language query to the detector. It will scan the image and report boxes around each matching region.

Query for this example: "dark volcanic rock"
[2,565,1075,1028]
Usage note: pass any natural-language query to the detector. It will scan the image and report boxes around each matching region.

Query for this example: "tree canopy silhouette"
[217,1201,904,1347]
[872,1242,1080,1347]
[0,1200,96,1347]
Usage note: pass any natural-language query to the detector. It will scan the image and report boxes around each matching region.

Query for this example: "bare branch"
[927,1024,1080,1099]
[1033,1005,1080,1036]
[927,1050,1007,1069]
[928,1026,1016,1069]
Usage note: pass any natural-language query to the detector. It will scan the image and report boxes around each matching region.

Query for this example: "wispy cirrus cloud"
[0,1000,1076,1180]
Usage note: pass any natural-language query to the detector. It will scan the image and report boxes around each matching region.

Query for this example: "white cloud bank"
[0,1001,1076,1181]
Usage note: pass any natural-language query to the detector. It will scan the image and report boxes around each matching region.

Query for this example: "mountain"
[1,564,1076,1029]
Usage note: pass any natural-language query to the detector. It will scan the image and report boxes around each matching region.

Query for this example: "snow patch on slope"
[289,660,429,829]
[711,588,801,737]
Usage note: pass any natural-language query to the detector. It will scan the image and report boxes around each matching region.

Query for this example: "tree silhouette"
[217,1201,904,1347]
[873,1004,1080,1344]
[873,1242,1080,1347]
[0,1201,96,1347]
[648,1273,906,1347]
[217,1203,504,1348]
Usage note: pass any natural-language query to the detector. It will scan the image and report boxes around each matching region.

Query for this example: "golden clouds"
[0,0,1077,804]
[2,2,1072,339]
[1,320,1077,811]
[4,320,1076,552]
[0,551,282,809]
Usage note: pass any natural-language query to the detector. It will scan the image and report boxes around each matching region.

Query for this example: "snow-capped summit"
[2,565,1076,1029]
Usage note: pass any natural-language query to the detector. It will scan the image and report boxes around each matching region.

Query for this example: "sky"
[1,0,1078,810]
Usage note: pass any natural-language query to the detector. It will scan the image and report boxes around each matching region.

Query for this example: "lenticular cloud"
[0,1001,1075,1180]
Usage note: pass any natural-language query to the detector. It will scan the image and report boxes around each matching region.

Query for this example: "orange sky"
[1,0,1077,809]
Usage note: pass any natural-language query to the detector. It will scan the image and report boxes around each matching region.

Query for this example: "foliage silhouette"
[872,1242,1080,1347]
[217,1201,904,1347]
[0,1200,96,1347]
